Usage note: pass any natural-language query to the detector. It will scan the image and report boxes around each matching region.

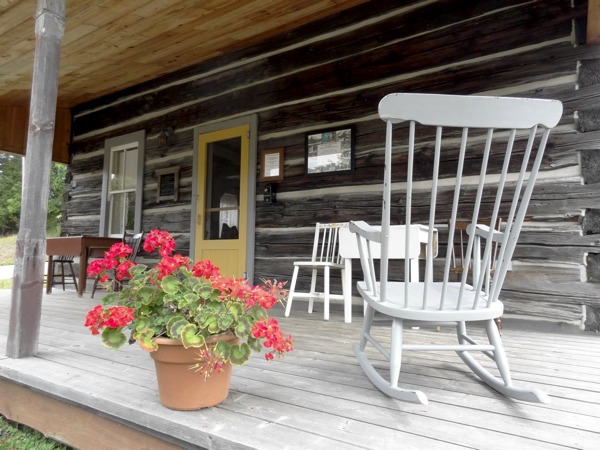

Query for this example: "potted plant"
[84,229,293,410]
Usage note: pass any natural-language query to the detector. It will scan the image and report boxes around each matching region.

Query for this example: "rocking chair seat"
[356,281,503,322]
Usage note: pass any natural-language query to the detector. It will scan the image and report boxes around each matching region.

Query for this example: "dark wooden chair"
[51,254,78,291]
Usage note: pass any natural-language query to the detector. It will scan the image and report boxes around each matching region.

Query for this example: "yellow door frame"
[191,116,257,281]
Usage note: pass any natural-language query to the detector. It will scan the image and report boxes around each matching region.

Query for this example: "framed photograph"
[305,126,354,175]
[156,166,180,203]
[260,148,284,181]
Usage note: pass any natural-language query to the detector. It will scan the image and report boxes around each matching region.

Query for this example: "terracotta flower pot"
[150,335,235,410]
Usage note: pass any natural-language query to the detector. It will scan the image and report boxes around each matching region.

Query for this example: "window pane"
[124,148,138,189]
[108,191,137,235]
[110,150,124,191]
[109,192,125,235]
[125,191,135,232]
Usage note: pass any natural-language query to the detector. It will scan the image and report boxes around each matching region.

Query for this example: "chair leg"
[456,320,550,403]
[307,268,318,314]
[323,266,330,321]
[68,262,78,292]
[389,318,403,387]
[353,305,428,405]
[91,275,99,298]
[341,266,352,323]
[60,262,66,290]
[284,266,300,317]
[359,302,375,350]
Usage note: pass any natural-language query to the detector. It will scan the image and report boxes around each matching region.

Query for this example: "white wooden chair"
[351,93,562,405]
[285,222,348,321]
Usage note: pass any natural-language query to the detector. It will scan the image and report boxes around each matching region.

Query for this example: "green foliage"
[0,152,66,235]
[101,327,128,349]
[0,155,23,234]
[47,162,67,232]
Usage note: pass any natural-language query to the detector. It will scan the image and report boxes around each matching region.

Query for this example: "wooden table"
[46,236,122,296]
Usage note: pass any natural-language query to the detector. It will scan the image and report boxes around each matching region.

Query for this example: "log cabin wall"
[66,0,599,329]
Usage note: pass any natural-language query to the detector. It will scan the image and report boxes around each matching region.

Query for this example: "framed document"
[260,148,284,181]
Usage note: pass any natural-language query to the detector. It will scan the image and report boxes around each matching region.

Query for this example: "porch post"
[6,0,66,358]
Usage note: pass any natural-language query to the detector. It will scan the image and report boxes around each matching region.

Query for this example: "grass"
[0,414,71,450]
[0,235,16,266]
[0,234,16,289]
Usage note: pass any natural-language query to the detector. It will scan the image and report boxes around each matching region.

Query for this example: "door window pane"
[204,137,240,240]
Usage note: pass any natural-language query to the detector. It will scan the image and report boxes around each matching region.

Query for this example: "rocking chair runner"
[351,93,562,405]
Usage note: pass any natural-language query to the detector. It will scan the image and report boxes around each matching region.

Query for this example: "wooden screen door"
[195,124,249,278]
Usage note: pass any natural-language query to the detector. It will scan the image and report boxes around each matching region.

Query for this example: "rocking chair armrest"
[349,220,381,243]
[467,223,504,243]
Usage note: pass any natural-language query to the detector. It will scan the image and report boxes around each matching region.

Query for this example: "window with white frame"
[100,131,145,237]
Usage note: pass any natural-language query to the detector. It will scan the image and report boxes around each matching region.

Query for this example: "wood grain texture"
[0,0,371,108]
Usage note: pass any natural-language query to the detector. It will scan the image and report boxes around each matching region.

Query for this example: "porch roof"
[0,0,370,109]
[0,288,597,449]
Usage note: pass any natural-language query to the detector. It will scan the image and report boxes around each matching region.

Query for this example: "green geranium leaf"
[217,315,234,330]
[234,316,252,338]
[181,324,205,348]
[255,306,268,320]
[101,327,127,349]
[135,317,151,332]
[176,292,197,309]
[228,343,251,365]
[135,328,158,352]
[160,276,181,295]
[137,286,156,305]
[227,302,243,319]
[100,292,117,305]
[247,336,263,353]
[202,316,220,334]
[214,340,231,360]
[129,264,148,276]
[166,315,189,338]
[191,279,215,298]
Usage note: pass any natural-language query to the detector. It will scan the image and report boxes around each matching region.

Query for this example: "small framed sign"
[260,148,284,182]
[305,126,354,175]
[156,166,180,202]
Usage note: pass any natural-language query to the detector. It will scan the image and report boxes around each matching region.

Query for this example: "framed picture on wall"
[305,126,354,175]
[156,166,180,203]
[259,148,284,181]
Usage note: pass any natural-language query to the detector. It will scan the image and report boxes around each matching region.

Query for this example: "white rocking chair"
[351,93,562,405]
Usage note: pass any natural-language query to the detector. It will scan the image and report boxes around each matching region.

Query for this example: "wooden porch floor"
[1,287,599,449]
